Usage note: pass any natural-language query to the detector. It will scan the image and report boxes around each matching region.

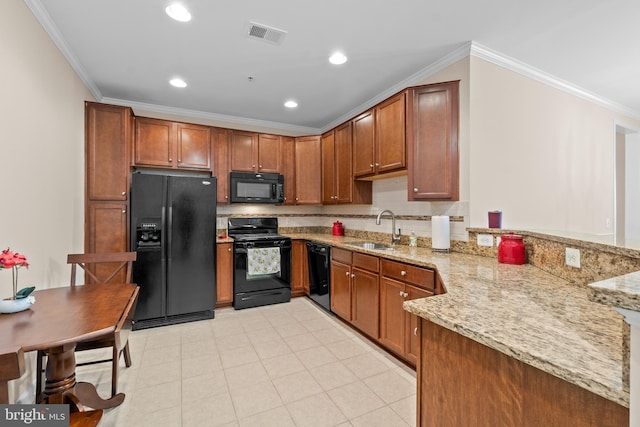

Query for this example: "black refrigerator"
[130,172,217,330]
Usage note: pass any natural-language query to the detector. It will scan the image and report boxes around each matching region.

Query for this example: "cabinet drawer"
[332,247,352,264]
[353,252,379,273]
[381,259,434,290]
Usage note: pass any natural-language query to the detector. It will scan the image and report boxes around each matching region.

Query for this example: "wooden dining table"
[0,283,139,414]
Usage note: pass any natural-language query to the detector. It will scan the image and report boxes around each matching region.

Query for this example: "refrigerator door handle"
[167,205,173,260]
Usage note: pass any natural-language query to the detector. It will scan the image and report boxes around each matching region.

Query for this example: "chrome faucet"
[376,209,401,245]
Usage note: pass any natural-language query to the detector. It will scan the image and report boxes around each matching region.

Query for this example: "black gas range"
[227,218,291,309]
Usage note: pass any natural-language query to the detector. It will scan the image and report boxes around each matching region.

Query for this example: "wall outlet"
[477,234,493,247]
[565,247,581,268]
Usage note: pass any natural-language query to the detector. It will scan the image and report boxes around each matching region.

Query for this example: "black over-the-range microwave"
[229,171,284,204]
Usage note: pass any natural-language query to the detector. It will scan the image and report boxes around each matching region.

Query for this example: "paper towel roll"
[432,216,450,251]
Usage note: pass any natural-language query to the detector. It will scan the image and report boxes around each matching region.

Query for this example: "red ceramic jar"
[498,233,526,264]
[332,221,344,236]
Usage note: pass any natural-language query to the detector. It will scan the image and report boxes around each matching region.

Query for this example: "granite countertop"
[285,233,628,408]
[589,270,640,312]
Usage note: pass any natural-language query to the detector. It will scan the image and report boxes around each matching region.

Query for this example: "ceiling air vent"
[247,22,287,45]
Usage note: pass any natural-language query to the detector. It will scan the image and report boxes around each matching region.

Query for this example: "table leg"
[42,344,125,410]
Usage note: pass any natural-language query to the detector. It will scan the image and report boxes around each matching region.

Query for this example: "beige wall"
[0,0,93,294]
[468,56,640,235]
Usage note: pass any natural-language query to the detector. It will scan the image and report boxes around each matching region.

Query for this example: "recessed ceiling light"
[165,3,191,22]
[284,100,298,108]
[329,52,347,65]
[169,78,187,88]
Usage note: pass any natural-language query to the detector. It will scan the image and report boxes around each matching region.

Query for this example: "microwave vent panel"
[248,22,287,45]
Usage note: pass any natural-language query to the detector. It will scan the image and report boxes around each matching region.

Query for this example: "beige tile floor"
[76,297,417,427]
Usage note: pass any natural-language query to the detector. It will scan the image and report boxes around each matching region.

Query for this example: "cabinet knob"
[252,164,256,168]
[413,187,418,193]
[296,197,299,201]
[121,191,126,196]
[399,290,404,297]
[225,195,229,199]
[351,274,355,278]
[370,164,374,168]
[404,292,409,298]
[259,164,263,168]
[345,271,350,277]
[375,163,380,167]
[401,270,407,276]
[227,248,232,252]
[121,209,126,214]
[169,158,173,162]
[178,159,182,163]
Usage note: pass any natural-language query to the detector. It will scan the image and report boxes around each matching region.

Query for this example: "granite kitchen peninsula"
[285,233,630,427]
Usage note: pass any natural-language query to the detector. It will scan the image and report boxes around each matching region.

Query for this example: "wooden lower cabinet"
[291,240,308,297]
[216,242,233,307]
[87,202,128,283]
[350,253,379,339]
[330,247,353,320]
[418,319,629,427]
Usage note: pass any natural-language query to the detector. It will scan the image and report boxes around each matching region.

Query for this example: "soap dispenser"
[409,230,418,247]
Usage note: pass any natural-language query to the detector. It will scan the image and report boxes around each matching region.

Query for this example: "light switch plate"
[477,234,493,247]
[565,247,581,268]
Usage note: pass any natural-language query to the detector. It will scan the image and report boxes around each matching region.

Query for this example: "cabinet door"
[330,261,351,320]
[379,277,406,356]
[281,136,296,205]
[213,128,230,204]
[405,285,432,365]
[216,243,233,306]
[177,123,211,170]
[407,81,459,201]
[230,130,257,171]
[87,202,128,283]
[294,136,322,205]
[291,240,308,296]
[334,122,353,204]
[257,134,281,173]
[375,92,406,174]
[134,117,174,167]
[321,130,336,204]
[352,110,375,177]
[85,102,131,201]
[351,267,379,338]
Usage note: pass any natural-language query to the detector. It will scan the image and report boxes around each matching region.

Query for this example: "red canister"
[498,233,526,264]
[332,221,344,236]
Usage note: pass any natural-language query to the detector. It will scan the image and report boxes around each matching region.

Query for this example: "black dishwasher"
[306,242,332,313]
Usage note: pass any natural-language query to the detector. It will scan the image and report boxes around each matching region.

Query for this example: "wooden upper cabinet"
[85,102,132,201]
[407,81,459,201]
[213,127,230,204]
[176,123,211,169]
[294,135,322,205]
[352,110,375,177]
[230,131,281,173]
[134,117,210,170]
[375,92,407,174]
[322,124,371,205]
[257,134,281,173]
[280,136,296,205]
[230,130,256,171]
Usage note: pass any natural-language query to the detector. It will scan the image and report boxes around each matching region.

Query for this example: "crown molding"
[469,41,640,121]
[320,42,473,133]
[102,98,321,135]
[24,0,102,101]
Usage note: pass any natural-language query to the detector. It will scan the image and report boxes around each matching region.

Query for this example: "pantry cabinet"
[293,136,322,205]
[379,259,434,365]
[85,102,132,282]
[230,131,281,173]
[134,117,211,170]
[216,242,233,307]
[407,81,459,201]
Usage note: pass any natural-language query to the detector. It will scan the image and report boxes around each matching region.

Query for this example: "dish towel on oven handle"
[247,247,281,276]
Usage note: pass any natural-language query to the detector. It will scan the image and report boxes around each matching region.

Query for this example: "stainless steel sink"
[348,241,394,250]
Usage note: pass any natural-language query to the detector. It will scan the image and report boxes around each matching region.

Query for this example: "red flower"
[0,248,28,269]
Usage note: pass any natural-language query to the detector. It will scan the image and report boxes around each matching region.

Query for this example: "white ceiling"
[27,0,640,134]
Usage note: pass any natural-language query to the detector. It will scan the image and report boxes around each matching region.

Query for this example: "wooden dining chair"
[35,252,137,402]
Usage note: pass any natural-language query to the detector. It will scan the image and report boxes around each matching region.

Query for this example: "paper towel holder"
[431,215,451,253]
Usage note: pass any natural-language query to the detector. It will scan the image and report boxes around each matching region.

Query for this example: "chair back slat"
[67,252,137,286]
